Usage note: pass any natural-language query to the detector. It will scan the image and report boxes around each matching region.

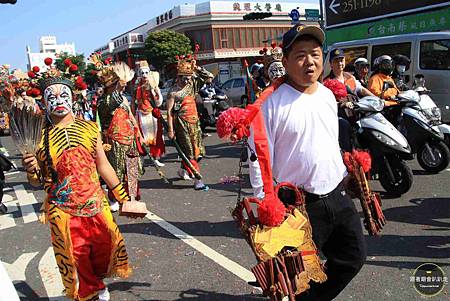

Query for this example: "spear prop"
[149,99,202,180]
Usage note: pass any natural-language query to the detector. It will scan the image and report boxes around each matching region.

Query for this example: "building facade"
[27,36,76,71]
[93,1,320,79]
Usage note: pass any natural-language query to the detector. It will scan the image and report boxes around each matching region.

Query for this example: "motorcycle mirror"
[383,81,394,91]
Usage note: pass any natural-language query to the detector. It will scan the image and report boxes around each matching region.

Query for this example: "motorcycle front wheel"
[417,140,450,173]
[379,157,413,196]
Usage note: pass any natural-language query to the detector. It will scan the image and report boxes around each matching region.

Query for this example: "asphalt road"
[0,130,448,301]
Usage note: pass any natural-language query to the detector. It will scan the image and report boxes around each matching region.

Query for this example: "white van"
[324,32,450,123]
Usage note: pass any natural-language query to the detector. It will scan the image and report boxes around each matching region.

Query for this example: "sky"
[0,0,318,71]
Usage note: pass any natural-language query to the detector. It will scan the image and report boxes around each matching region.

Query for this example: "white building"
[93,1,321,68]
[26,36,76,71]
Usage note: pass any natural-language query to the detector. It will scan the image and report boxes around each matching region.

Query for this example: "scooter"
[347,95,414,196]
[413,75,450,148]
[382,81,450,173]
[200,93,231,130]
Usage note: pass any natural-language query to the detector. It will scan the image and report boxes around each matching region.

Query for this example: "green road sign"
[326,6,450,45]
[305,9,320,22]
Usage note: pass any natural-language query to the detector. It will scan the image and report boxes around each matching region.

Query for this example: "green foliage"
[83,63,98,88]
[55,53,86,74]
[144,30,192,72]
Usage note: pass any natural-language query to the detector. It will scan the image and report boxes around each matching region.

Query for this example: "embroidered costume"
[93,58,143,200]
[135,60,165,159]
[21,57,132,301]
[168,55,212,187]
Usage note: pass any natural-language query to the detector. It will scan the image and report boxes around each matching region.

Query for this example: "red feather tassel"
[252,195,286,227]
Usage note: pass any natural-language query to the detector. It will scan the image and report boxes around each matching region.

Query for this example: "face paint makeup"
[44,84,73,116]
[268,61,285,80]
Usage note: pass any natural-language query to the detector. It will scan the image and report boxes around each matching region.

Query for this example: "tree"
[55,53,86,75]
[83,63,99,88]
[144,30,192,73]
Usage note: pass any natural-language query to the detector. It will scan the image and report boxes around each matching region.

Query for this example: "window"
[342,46,369,73]
[240,29,246,48]
[420,39,450,70]
[220,29,228,49]
[213,29,220,49]
[233,78,245,88]
[227,29,234,48]
[138,35,143,42]
[222,80,233,89]
[246,28,253,48]
[371,42,411,70]
[233,28,240,48]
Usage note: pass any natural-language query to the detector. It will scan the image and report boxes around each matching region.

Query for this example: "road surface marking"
[0,261,20,301]
[0,199,18,230]
[39,247,65,299]
[14,185,39,224]
[5,171,20,176]
[145,211,256,283]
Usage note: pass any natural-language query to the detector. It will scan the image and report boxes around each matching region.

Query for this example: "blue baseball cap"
[282,24,325,52]
[329,48,345,62]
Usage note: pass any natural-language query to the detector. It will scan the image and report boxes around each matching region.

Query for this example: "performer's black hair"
[44,122,58,183]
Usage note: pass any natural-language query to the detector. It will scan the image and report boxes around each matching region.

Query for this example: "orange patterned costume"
[28,118,131,301]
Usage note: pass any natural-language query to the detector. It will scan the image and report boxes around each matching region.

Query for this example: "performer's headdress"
[260,42,283,68]
[135,60,149,70]
[260,43,284,79]
[88,53,123,87]
[176,54,196,76]
[3,57,88,101]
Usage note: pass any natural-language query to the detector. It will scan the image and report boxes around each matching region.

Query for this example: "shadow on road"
[119,219,244,240]
[363,197,450,268]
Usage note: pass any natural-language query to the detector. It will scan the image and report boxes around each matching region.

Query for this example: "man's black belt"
[303,180,344,203]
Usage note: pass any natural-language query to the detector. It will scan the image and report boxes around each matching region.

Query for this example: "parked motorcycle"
[382,81,450,173]
[199,94,231,130]
[345,94,414,195]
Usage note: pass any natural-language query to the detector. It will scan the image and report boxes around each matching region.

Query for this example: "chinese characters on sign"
[233,2,282,12]
[369,15,447,37]
[156,10,173,25]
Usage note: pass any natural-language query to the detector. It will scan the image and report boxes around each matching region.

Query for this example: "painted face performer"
[92,55,144,209]
[135,60,165,166]
[21,57,135,301]
[166,54,212,190]
[262,43,286,82]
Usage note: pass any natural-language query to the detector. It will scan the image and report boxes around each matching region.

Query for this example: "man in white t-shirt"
[255,24,367,301]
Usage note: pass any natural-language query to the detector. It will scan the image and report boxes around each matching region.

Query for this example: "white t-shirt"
[259,82,347,194]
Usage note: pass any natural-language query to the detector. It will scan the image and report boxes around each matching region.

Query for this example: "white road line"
[5,171,20,176]
[0,261,20,301]
[0,199,18,230]
[39,247,65,299]
[145,211,256,283]
[14,185,39,224]
[447,168,450,171]
[3,187,13,192]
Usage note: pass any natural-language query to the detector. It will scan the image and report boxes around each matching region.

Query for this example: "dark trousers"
[296,182,367,301]
[338,117,352,152]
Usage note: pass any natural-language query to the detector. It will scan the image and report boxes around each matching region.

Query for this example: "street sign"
[324,0,450,28]
[305,9,320,22]
[289,8,300,24]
